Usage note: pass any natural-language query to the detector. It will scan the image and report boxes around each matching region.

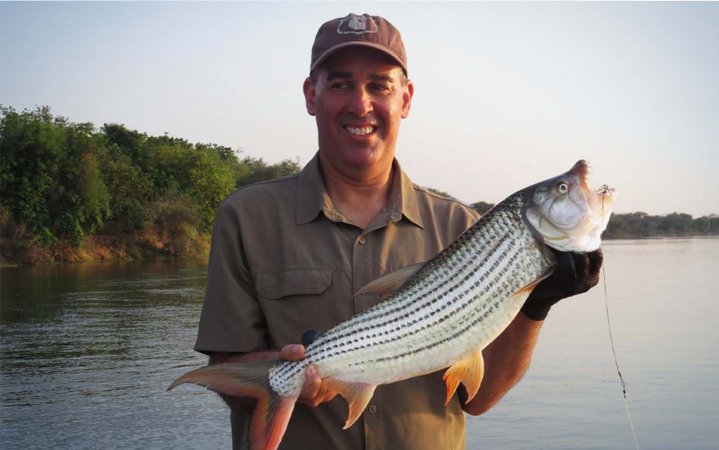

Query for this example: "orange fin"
[167,361,296,450]
[443,349,485,405]
[354,262,425,299]
[324,378,377,429]
[260,395,298,450]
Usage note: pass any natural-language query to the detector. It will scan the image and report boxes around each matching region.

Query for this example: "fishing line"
[601,187,640,450]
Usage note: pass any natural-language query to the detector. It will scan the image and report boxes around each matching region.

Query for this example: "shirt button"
[358,236,366,245]
[390,213,401,222]
[368,404,377,414]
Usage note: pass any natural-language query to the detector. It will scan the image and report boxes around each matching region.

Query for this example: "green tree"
[99,147,152,233]
[49,120,111,244]
[102,123,147,166]
[143,140,239,231]
[77,150,111,234]
[0,106,65,234]
[0,106,111,245]
[188,144,239,230]
[144,191,201,255]
[236,156,301,188]
[693,216,710,234]
[660,213,693,235]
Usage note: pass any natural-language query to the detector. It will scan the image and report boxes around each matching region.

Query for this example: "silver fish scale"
[269,193,554,396]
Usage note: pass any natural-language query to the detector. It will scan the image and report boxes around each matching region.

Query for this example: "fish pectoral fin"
[443,349,484,405]
[323,379,376,429]
[354,262,425,299]
[511,266,555,297]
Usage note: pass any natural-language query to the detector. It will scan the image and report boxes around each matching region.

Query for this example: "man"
[195,13,601,450]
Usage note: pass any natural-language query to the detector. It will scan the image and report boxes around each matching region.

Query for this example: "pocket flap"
[256,269,332,300]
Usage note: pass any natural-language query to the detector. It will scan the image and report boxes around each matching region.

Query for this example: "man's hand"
[281,344,338,407]
[210,340,337,411]
[521,247,603,321]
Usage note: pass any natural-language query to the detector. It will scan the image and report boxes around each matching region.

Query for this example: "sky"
[1,2,717,217]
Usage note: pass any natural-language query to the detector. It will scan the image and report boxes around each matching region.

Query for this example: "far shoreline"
[2,234,717,268]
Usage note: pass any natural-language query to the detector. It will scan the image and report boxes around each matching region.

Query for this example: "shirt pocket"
[255,268,332,300]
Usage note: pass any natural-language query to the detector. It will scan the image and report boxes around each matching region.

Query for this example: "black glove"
[521,247,603,321]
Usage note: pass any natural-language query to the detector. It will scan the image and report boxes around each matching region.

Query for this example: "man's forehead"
[317,48,403,80]
[323,69,398,81]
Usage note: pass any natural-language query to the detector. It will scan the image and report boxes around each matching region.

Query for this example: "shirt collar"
[295,152,424,229]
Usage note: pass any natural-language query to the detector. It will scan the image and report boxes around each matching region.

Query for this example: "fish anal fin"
[354,262,425,299]
[323,378,376,429]
[443,349,484,405]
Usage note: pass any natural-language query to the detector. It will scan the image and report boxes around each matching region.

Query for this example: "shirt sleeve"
[194,198,269,355]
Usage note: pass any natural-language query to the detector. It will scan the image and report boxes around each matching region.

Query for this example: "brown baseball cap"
[310,13,408,75]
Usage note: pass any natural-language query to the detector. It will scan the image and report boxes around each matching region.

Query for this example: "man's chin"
[344,148,384,168]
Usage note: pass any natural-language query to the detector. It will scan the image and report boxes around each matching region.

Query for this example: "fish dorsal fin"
[323,379,377,429]
[443,349,485,405]
[354,262,425,299]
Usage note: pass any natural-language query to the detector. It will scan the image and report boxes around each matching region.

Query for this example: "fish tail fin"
[168,360,297,450]
[254,392,298,450]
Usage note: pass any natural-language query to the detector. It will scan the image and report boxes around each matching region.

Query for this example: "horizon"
[1,3,717,217]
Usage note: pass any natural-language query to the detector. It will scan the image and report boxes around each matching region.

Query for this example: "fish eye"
[557,182,569,194]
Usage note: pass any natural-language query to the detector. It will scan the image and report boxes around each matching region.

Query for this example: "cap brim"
[311,41,407,74]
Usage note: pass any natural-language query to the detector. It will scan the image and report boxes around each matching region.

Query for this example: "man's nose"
[347,87,372,116]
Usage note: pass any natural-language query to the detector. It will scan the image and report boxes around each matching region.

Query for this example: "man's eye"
[370,83,391,92]
[330,82,350,90]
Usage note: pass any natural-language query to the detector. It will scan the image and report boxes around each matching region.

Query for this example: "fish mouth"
[569,160,616,206]
[569,159,589,178]
[569,160,590,192]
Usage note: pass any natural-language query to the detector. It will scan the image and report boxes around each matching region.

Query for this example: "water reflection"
[1,258,232,449]
[1,240,718,449]
[0,259,208,323]
[467,237,719,449]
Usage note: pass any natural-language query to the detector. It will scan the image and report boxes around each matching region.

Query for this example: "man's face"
[303,47,413,178]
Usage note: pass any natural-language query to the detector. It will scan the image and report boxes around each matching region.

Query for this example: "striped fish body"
[269,192,552,395]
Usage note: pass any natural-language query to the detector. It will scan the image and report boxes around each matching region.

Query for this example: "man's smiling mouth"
[344,125,376,136]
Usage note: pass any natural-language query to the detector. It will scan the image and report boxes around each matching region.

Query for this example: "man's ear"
[401,79,414,119]
[303,78,316,116]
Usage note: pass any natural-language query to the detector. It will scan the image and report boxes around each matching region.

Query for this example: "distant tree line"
[1,106,716,264]
[0,106,299,262]
[603,212,718,238]
[465,205,717,238]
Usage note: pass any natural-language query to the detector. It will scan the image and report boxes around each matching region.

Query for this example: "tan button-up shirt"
[196,153,479,450]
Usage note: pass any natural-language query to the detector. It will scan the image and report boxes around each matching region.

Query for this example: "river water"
[1,238,717,449]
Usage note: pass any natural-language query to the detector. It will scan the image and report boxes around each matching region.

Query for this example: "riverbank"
[3,232,718,267]
[0,231,210,267]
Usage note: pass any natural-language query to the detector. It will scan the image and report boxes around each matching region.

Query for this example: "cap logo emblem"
[337,14,378,35]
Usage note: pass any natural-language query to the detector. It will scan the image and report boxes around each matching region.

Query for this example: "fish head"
[523,160,616,252]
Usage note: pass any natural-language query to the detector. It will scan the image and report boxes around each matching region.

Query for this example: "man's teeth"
[345,126,375,136]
